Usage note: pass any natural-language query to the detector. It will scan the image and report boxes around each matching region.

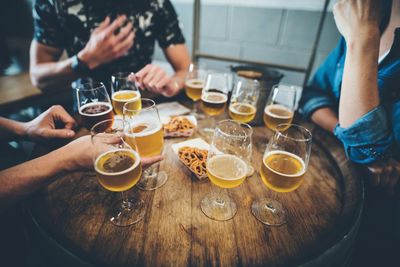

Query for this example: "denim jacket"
[299,29,400,164]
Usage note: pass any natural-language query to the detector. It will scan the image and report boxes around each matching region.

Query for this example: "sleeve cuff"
[334,106,392,163]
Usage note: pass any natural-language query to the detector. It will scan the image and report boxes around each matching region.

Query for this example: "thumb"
[142,155,164,170]
[43,128,76,139]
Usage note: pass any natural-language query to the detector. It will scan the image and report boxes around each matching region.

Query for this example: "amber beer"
[94,149,142,192]
[79,102,114,130]
[229,102,257,123]
[263,104,294,130]
[201,91,228,116]
[185,79,204,101]
[206,154,248,188]
[112,90,141,115]
[260,150,305,193]
[125,122,164,157]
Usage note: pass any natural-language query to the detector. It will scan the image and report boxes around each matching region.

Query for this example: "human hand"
[333,0,380,43]
[366,159,400,196]
[134,64,181,97]
[62,135,164,171]
[78,15,135,69]
[23,105,76,141]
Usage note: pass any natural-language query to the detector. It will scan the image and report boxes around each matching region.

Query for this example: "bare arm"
[29,40,77,91]
[163,44,191,88]
[333,0,381,128]
[135,44,190,97]
[310,107,339,134]
[0,105,76,142]
[30,16,135,92]
[0,135,163,212]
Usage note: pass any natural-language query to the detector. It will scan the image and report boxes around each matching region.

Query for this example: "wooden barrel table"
[25,118,363,267]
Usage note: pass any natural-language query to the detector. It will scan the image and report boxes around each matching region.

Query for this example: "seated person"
[299,0,400,194]
[30,0,190,97]
[0,105,162,212]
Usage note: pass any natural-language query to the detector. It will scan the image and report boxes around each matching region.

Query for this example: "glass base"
[200,192,237,221]
[137,171,168,191]
[251,198,287,226]
[109,198,146,226]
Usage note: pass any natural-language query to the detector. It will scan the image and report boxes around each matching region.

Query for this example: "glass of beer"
[200,72,229,135]
[111,72,141,116]
[228,78,260,123]
[123,98,166,190]
[201,119,253,221]
[91,118,145,226]
[185,63,207,117]
[76,82,114,130]
[263,84,297,131]
[252,123,312,226]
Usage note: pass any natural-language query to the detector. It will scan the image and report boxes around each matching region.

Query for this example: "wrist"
[57,145,77,172]
[346,27,380,48]
[77,49,98,70]
[16,121,30,139]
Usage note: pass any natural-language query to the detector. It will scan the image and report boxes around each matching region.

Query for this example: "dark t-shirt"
[32,0,185,82]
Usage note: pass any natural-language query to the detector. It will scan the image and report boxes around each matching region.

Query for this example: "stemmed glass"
[76,82,114,130]
[252,123,312,226]
[229,77,260,123]
[263,84,297,131]
[200,72,229,136]
[201,119,253,221]
[123,98,167,190]
[91,118,145,226]
[184,63,207,118]
[111,72,141,116]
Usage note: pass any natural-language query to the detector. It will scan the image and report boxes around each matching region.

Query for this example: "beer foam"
[229,102,256,115]
[201,92,228,104]
[264,104,293,119]
[112,90,140,101]
[185,79,204,89]
[126,121,163,137]
[263,150,306,177]
[207,154,248,181]
[95,149,140,176]
[79,102,113,116]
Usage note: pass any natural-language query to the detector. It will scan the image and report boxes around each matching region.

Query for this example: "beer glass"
[229,78,260,123]
[200,72,229,135]
[91,119,145,226]
[201,119,253,221]
[123,98,167,190]
[263,84,297,131]
[76,82,114,130]
[252,123,312,226]
[185,63,207,117]
[111,72,141,116]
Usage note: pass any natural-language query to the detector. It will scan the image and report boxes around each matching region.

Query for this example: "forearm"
[0,118,27,141]
[339,31,380,128]
[310,107,339,134]
[0,146,71,211]
[30,57,78,92]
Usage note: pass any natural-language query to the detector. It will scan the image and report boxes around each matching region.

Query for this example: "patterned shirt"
[32,0,185,82]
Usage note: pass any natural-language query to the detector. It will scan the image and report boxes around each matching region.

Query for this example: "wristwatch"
[71,55,90,75]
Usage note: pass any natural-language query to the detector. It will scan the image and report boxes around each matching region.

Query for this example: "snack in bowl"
[164,116,196,137]
[178,146,208,179]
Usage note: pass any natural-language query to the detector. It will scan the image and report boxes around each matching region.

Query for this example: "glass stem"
[144,163,157,178]
[193,101,198,114]
[214,187,226,208]
[121,191,130,210]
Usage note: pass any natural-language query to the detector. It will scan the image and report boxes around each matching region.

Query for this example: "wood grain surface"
[26,113,363,267]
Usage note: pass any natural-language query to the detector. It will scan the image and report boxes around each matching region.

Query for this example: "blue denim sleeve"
[334,106,393,164]
[299,39,345,119]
